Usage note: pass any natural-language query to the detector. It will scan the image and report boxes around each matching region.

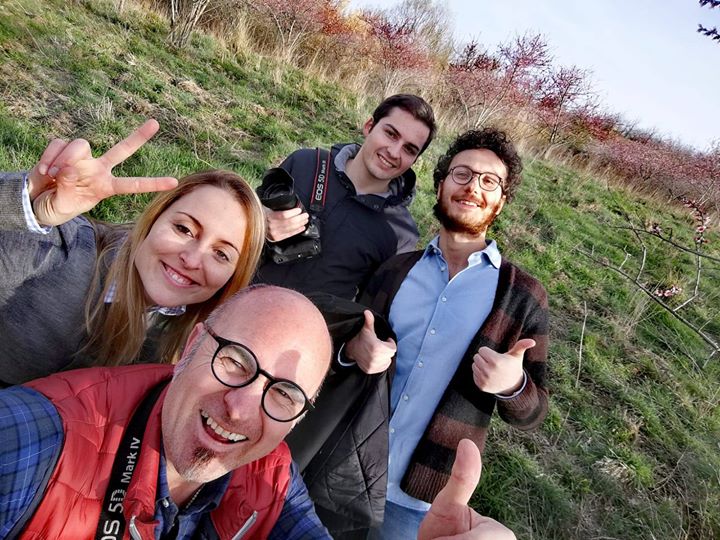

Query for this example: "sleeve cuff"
[495,370,528,400]
[21,173,51,234]
[335,342,357,368]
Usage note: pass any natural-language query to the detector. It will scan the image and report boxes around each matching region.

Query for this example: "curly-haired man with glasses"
[340,128,550,539]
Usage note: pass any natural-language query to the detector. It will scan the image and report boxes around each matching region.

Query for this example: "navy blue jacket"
[253,143,419,300]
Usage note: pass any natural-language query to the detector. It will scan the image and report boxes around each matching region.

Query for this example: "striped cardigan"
[360,250,549,503]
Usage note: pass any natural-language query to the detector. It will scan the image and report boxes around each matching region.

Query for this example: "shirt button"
[430,328,436,335]
[418,361,424,367]
[390,428,395,433]
[403,395,409,401]
[440,266,446,272]
[441,296,447,302]
[162,499,170,508]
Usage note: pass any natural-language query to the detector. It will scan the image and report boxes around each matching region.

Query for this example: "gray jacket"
[0,172,104,385]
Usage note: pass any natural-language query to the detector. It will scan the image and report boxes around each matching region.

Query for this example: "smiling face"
[161,287,331,488]
[434,149,508,237]
[133,185,247,308]
[354,106,431,186]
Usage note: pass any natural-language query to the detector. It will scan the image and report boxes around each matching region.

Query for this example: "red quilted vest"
[21,364,291,539]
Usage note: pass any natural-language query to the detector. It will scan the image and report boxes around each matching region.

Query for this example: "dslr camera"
[257,168,321,264]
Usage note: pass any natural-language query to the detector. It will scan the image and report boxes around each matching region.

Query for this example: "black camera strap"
[309,147,331,214]
[94,380,168,540]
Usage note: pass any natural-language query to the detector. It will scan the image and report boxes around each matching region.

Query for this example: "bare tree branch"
[575,246,720,357]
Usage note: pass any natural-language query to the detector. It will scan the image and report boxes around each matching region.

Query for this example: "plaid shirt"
[0,386,329,539]
[0,386,63,538]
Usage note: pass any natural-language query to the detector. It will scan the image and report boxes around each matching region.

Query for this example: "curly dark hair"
[433,128,523,202]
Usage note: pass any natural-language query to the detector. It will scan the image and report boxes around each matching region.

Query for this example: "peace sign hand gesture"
[28,119,178,226]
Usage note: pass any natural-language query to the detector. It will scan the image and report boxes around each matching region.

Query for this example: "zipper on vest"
[129,515,142,540]
[230,510,258,540]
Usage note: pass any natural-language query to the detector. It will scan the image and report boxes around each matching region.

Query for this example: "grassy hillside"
[1,1,718,538]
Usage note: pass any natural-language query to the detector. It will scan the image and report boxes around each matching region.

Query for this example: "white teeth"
[458,200,478,207]
[378,155,395,168]
[165,264,193,286]
[200,410,247,443]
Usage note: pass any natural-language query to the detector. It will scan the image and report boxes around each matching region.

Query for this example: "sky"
[347,0,720,152]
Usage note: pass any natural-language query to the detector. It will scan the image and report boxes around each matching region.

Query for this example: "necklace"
[182,485,203,510]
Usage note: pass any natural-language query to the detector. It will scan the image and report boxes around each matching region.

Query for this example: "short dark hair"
[371,94,437,155]
[433,128,523,202]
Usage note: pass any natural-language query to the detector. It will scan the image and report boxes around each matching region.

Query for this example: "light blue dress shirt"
[386,236,501,511]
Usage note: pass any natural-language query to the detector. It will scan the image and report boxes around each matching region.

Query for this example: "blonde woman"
[0,120,265,385]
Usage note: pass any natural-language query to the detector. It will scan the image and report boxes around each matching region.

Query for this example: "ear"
[174,322,205,373]
[436,180,443,201]
[362,117,374,137]
[494,194,506,216]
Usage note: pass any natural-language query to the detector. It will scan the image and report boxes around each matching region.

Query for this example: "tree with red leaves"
[362,10,431,94]
[241,0,343,62]
[534,64,595,154]
[446,33,550,128]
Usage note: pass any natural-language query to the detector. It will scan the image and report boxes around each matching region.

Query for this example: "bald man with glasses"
[0,285,516,540]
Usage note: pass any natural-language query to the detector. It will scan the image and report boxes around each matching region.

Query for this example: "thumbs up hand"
[472,339,535,395]
[344,310,396,374]
[418,439,516,540]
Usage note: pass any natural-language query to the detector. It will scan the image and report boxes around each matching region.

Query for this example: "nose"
[462,177,481,195]
[179,242,203,269]
[386,140,402,159]
[223,379,264,420]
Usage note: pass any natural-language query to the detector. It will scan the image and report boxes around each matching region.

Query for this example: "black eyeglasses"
[448,165,504,192]
[204,324,314,422]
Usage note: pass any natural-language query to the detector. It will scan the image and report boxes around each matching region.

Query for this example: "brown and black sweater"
[360,249,550,503]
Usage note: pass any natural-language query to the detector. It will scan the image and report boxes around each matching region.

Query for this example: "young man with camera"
[252,94,436,537]
[254,94,436,300]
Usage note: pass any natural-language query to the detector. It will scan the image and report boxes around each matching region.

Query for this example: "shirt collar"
[104,282,187,316]
[425,236,502,269]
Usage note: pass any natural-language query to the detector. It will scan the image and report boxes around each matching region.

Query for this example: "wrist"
[495,371,527,400]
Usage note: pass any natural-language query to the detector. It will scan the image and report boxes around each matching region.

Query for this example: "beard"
[433,197,500,236]
[176,446,217,484]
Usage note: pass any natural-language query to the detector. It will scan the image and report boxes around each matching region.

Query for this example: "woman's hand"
[28,119,178,226]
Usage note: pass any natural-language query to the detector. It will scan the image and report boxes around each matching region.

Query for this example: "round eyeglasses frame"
[447,165,504,193]
[204,324,314,422]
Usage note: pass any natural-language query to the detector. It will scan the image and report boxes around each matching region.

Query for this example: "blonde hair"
[84,170,266,365]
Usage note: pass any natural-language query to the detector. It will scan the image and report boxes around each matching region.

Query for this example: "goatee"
[180,447,216,483]
[433,200,498,236]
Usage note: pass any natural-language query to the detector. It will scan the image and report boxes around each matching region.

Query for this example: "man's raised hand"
[472,339,535,395]
[29,119,178,226]
[418,439,516,540]
[344,310,396,374]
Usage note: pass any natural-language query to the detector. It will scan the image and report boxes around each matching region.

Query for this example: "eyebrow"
[176,212,241,255]
[453,165,505,181]
[384,123,421,155]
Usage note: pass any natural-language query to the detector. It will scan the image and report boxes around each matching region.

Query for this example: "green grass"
[1,1,719,538]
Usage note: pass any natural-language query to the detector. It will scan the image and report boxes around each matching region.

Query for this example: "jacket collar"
[331,143,417,208]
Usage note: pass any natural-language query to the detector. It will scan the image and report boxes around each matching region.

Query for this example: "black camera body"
[257,168,322,264]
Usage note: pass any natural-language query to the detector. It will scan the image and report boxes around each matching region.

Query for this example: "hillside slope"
[1,1,718,538]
